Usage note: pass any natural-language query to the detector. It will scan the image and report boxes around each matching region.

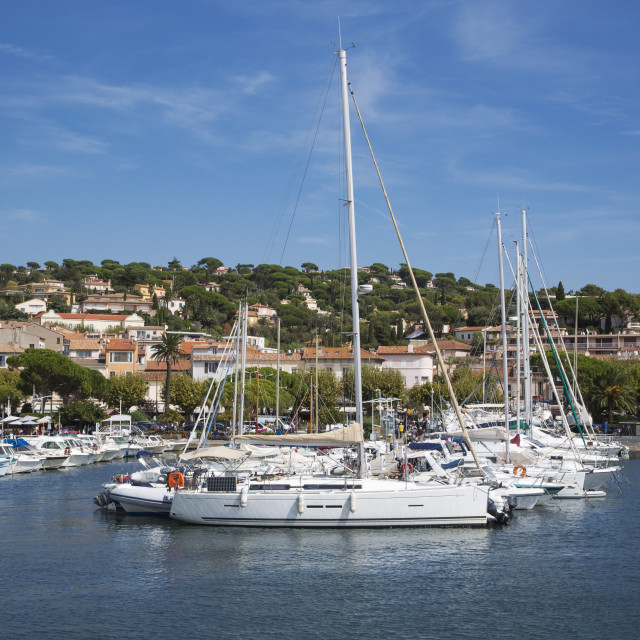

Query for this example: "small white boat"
[11,438,67,470]
[0,443,44,473]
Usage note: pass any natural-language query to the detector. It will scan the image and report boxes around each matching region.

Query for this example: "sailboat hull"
[170,480,488,527]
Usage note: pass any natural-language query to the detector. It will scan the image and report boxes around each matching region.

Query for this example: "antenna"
[338,16,342,49]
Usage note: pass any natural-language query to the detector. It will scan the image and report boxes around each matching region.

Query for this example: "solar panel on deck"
[207,476,237,492]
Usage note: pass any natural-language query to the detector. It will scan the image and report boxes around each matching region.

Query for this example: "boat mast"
[339,47,363,428]
[515,244,521,436]
[496,212,510,464]
[521,209,532,429]
[238,300,248,436]
[276,316,280,431]
[232,301,241,440]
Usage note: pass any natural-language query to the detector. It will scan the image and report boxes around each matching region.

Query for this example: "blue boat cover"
[409,442,444,452]
[3,438,29,448]
[136,450,154,459]
[441,458,464,469]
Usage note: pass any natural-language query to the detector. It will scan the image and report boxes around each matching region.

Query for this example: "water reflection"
[1,459,638,640]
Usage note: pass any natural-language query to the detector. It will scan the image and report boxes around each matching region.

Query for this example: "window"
[76,350,93,358]
[109,351,132,363]
[204,362,218,374]
[0,355,5,367]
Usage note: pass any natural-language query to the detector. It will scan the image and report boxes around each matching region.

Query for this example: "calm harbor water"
[1,460,638,640]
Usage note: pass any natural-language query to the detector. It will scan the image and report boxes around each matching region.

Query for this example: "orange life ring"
[513,465,527,478]
[168,472,185,489]
[400,462,414,475]
[92,443,99,451]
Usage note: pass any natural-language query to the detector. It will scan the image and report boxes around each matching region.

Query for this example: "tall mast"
[276,316,280,431]
[238,300,248,435]
[339,47,363,427]
[232,301,241,440]
[521,209,532,428]
[515,245,521,436]
[496,212,510,463]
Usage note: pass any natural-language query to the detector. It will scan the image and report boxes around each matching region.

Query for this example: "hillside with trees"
[2,258,637,353]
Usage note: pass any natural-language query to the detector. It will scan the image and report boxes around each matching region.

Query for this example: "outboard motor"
[93,490,112,508]
[487,497,510,525]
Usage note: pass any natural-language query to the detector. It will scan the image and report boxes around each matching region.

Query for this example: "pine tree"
[557,281,565,301]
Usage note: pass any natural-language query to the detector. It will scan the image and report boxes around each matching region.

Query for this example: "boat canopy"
[180,445,250,461]
[103,414,132,423]
[235,422,363,446]
[444,426,508,441]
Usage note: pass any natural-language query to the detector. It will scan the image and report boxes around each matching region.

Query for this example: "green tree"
[556,281,565,301]
[197,257,223,274]
[26,262,41,271]
[61,399,107,427]
[151,334,184,409]
[7,349,92,410]
[0,384,23,412]
[301,262,319,273]
[107,374,148,411]
[164,373,205,417]
[293,368,342,425]
[589,369,636,425]
[343,366,406,409]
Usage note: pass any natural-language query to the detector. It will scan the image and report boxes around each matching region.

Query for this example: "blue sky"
[1,1,638,293]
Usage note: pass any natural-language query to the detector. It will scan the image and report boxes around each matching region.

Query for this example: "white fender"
[349,490,357,513]
[297,493,305,514]
[240,485,248,508]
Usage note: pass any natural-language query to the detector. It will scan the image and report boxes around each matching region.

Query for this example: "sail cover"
[180,445,250,461]
[235,422,363,446]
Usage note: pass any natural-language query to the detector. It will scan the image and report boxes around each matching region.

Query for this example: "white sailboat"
[169,46,491,528]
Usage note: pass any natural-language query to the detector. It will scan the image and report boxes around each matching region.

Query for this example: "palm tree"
[151,334,184,411]
[589,369,636,425]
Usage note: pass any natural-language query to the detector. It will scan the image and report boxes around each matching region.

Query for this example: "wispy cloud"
[0,43,52,61]
[4,208,43,222]
[0,72,278,145]
[449,2,598,79]
[21,122,110,154]
[0,163,80,185]
[448,161,604,194]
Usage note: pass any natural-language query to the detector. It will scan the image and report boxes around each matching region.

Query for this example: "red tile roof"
[105,339,136,351]
[301,347,380,360]
[377,345,433,354]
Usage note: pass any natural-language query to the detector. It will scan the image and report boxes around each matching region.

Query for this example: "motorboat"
[7,438,67,470]
[0,442,44,473]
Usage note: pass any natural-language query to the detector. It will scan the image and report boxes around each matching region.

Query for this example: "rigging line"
[263,56,338,264]
[472,218,496,286]
[526,215,551,291]
[278,57,338,266]
[348,81,484,474]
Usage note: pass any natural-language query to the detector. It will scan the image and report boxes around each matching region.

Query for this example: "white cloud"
[5,208,42,222]
[0,43,52,61]
[0,163,79,185]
